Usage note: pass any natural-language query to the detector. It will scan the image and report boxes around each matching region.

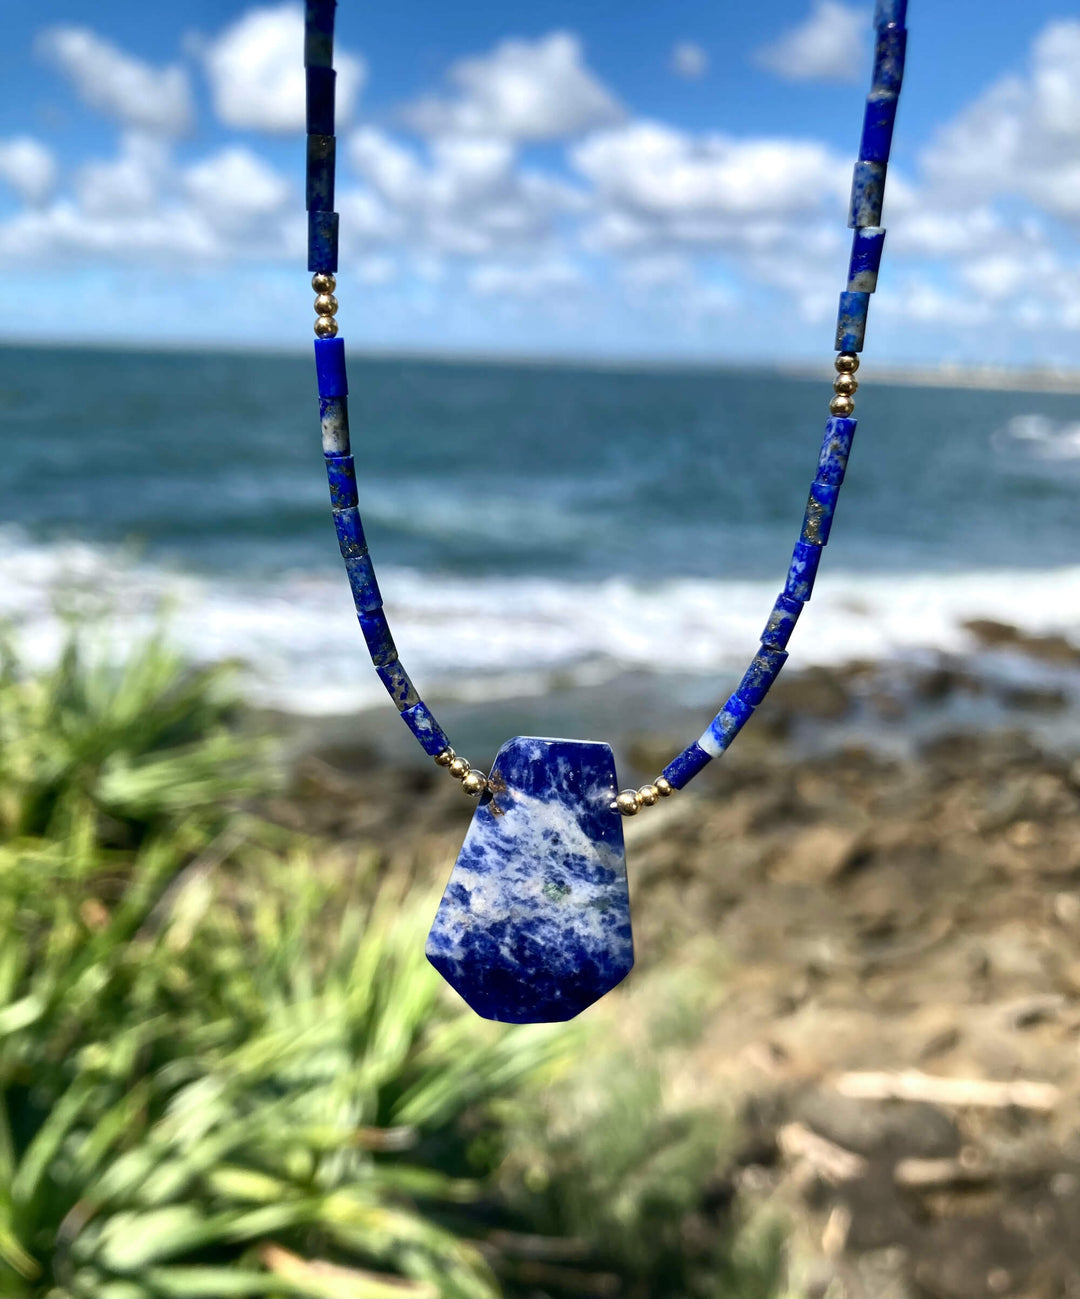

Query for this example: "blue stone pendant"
[426,737,634,1023]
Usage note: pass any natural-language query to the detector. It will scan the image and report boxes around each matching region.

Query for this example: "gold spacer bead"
[448,756,470,780]
[835,352,860,373]
[314,293,339,317]
[829,393,855,417]
[614,789,642,816]
[638,784,660,807]
[314,316,338,339]
[434,748,455,767]
[312,272,336,294]
[655,777,674,798]
[461,770,487,797]
[833,373,858,397]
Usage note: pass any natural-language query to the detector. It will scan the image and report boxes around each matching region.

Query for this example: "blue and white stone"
[426,736,633,1023]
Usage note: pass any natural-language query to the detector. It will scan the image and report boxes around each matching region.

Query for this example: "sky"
[1,0,1079,366]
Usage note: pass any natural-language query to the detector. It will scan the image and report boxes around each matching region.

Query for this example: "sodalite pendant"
[426,737,634,1023]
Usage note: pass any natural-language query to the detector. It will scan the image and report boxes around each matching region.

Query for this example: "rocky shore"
[268,625,1080,1299]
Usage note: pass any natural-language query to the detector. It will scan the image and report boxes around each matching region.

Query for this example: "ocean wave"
[3,530,1079,715]
[998,414,1080,462]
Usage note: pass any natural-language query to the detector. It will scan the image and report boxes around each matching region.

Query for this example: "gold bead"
[655,777,674,798]
[434,748,455,767]
[829,393,855,417]
[314,316,338,339]
[314,293,339,317]
[638,784,659,806]
[835,352,860,373]
[461,770,487,797]
[448,756,470,780]
[833,373,858,397]
[614,789,642,816]
[312,272,336,294]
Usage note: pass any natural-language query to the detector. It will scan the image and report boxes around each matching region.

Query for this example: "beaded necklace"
[303,0,908,1023]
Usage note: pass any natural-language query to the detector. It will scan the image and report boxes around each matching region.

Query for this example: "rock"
[770,667,852,721]
[795,1090,961,1160]
[770,825,865,885]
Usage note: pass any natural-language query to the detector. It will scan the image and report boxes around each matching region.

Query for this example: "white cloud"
[200,4,365,133]
[77,133,168,217]
[754,1,867,84]
[670,42,709,81]
[37,26,192,134]
[184,147,291,225]
[469,258,585,297]
[406,31,622,141]
[0,137,57,205]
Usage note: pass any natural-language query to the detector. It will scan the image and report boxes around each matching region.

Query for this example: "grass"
[0,631,787,1298]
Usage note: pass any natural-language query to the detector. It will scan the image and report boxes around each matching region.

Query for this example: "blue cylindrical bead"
[661,742,712,790]
[800,480,840,546]
[737,647,789,707]
[836,290,870,353]
[358,609,397,666]
[817,417,857,486]
[859,94,898,166]
[332,505,366,558]
[872,26,906,95]
[377,660,420,711]
[314,337,348,397]
[699,693,754,757]
[345,552,382,613]
[849,161,886,228]
[401,700,449,757]
[306,135,336,212]
[873,0,906,27]
[307,211,339,273]
[319,396,350,455]
[785,541,823,602]
[847,227,886,293]
[306,67,336,135]
[760,593,804,650]
[304,0,336,67]
[325,454,357,509]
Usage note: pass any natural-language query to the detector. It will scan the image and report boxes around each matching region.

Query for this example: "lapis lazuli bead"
[426,736,632,1024]
[304,0,335,66]
[848,227,886,293]
[306,67,336,135]
[817,417,857,486]
[872,26,906,95]
[785,541,823,602]
[306,135,336,212]
[859,94,898,166]
[737,647,789,707]
[358,609,396,666]
[314,337,348,397]
[801,480,840,546]
[325,454,357,509]
[836,290,870,353]
[849,161,886,228]
[332,505,366,558]
[308,211,339,273]
[699,692,754,757]
[345,552,382,613]
[401,700,449,756]
[873,0,906,27]
[377,660,419,711]
[319,396,350,456]
[662,742,712,790]
[760,593,803,650]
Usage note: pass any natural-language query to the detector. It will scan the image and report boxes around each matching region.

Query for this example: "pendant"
[426,737,634,1023]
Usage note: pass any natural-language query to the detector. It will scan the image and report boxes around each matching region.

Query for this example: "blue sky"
[1,0,1079,365]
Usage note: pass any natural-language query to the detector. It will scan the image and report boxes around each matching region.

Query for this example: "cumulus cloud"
[469,258,585,297]
[406,32,622,141]
[0,137,57,205]
[754,1,866,83]
[200,4,365,132]
[670,42,709,80]
[37,26,192,134]
[77,133,168,217]
[184,147,291,225]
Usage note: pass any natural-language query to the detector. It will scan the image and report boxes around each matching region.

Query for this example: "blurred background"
[2,3,1080,1297]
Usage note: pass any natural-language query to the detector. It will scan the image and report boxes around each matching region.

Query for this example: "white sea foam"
[2,528,1079,715]
[998,414,1080,462]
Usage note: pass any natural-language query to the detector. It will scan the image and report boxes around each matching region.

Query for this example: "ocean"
[3,343,1080,753]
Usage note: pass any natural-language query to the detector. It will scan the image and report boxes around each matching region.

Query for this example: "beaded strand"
[304,0,907,811]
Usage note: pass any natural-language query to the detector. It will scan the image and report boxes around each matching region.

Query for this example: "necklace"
[303,0,907,1022]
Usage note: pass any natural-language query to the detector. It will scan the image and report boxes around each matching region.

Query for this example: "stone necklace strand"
[302,0,908,1022]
